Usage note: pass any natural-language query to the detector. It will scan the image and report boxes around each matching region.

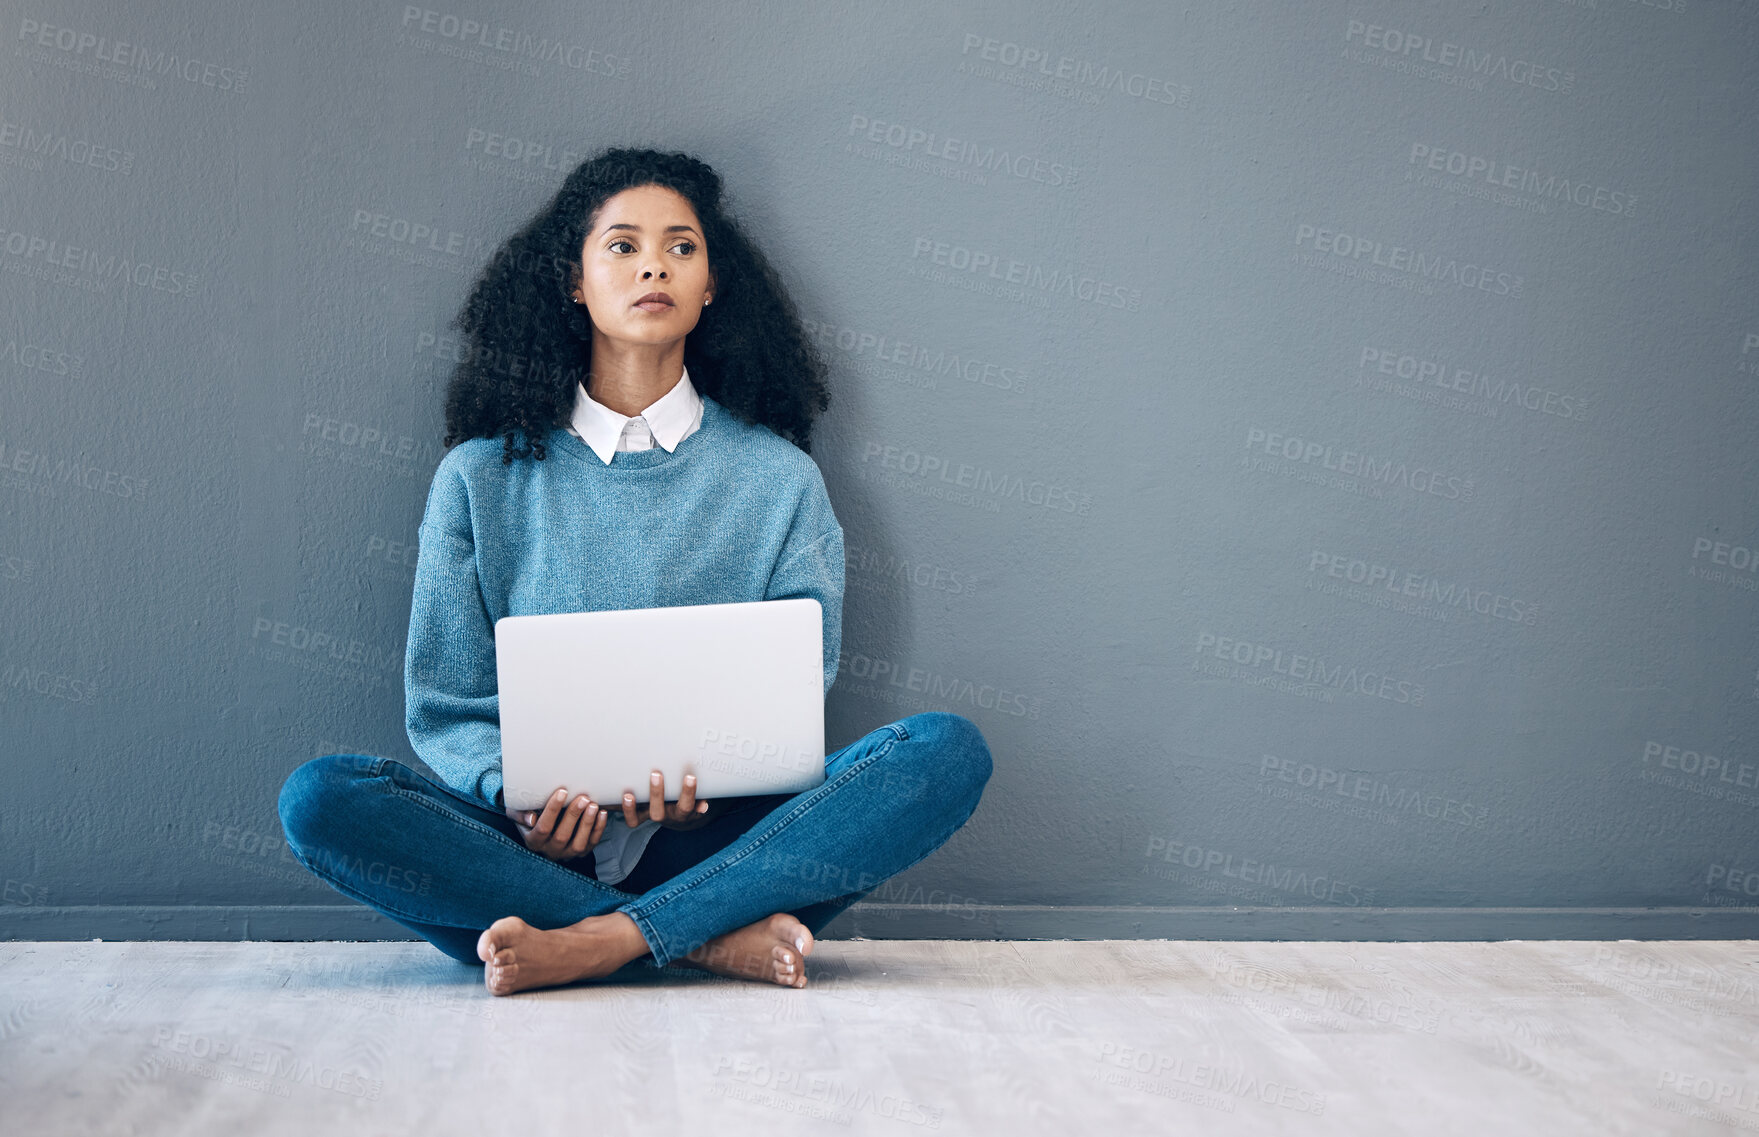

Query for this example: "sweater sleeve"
[763,474,845,697]
[404,460,505,810]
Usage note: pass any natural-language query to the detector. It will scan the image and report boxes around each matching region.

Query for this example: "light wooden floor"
[3,938,1756,1135]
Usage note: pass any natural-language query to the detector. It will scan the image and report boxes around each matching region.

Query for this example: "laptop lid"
[494,598,825,813]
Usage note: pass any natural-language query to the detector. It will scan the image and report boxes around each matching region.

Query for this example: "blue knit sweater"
[404,393,845,811]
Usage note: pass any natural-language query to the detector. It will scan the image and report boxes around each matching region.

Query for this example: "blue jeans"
[276,712,992,969]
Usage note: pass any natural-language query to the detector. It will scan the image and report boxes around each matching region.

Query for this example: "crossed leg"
[278,712,992,995]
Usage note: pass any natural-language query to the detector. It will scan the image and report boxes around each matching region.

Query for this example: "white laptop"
[494,598,826,813]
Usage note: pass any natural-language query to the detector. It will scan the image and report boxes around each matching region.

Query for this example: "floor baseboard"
[3,903,1755,941]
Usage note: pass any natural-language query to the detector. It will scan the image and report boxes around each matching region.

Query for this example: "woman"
[277,147,994,997]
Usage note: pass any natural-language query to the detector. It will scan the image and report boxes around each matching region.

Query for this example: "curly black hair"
[440,147,832,464]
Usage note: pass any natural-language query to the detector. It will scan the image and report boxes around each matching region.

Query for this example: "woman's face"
[573,183,714,347]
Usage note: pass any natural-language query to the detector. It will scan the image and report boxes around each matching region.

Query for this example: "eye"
[669,240,697,255]
[608,238,634,253]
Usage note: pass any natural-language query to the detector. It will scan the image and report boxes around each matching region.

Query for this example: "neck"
[586,334,686,416]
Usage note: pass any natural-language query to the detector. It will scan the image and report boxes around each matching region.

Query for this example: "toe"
[772,913,813,957]
[773,944,801,986]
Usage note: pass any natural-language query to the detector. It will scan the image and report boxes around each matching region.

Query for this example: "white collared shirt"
[559,364,703,884]
[566,364,705,464]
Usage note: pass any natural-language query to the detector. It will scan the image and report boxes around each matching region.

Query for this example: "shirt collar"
[569,364,703,465]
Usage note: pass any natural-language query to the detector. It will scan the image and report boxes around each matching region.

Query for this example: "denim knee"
[899,711,993,799]
[277,753,377,853]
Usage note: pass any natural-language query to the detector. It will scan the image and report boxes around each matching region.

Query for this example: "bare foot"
[672,913,814,989]
[475,912,649,996]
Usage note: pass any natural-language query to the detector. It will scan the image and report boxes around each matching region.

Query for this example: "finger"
[587,806,609,849]
[534,788,568,838]
[551,794,590,852]
[567,800,599,856]
[544,794,584,851]
[648,771,666,824]
[675,773,698,819]
[622,789,640,829]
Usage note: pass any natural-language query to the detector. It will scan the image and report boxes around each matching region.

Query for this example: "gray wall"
[3,0,1755,942]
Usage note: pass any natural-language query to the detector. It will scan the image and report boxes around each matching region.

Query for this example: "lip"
[633,292,674,311]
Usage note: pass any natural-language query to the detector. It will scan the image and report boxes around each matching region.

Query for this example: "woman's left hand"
[623,770,722,831]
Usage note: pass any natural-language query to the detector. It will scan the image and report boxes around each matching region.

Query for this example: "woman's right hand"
[505,787,609,862]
